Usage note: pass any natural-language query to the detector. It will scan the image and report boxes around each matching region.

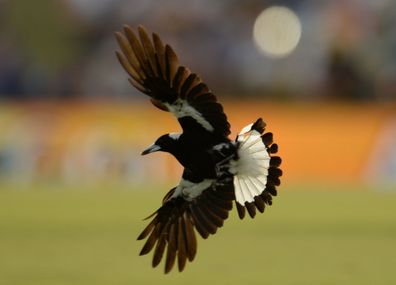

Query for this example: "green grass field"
[1,183,395,285]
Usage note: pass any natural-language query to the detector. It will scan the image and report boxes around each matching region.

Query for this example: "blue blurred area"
[0,0,395,101]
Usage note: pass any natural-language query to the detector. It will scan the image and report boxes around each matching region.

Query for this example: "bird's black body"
[115,25,282,273]
[161,133,232,181]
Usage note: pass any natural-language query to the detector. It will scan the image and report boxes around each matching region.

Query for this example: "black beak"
[141,144,161,155]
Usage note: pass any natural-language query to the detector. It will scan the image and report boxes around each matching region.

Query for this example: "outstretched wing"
[115,25,230,137]
[137,178,234,273]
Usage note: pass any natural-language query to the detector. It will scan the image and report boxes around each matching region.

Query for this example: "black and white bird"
[115,25,282,273]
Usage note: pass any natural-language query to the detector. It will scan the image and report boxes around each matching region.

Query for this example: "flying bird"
[115,25,282,273]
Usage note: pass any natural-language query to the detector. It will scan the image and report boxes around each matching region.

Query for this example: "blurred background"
[0,1,395,284]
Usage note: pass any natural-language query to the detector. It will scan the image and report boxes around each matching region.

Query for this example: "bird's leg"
[210,142,238,178]
[215,154,236,178]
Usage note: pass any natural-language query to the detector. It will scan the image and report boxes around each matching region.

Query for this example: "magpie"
[115,25,282,273]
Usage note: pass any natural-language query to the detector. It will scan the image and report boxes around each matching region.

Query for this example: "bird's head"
[141,133,181,155]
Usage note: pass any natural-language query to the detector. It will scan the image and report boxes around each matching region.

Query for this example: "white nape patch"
[165,100,214,132]
[171,178,215,201]
[232,123,271,205]
[168,132,181,140]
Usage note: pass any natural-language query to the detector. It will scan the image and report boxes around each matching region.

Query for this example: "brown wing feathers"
[116,25,179,101]
[236,118,283,219]
[116,25,231,136]
[138,184,234,273]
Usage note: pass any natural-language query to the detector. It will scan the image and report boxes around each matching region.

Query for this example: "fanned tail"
[232,118,282,219]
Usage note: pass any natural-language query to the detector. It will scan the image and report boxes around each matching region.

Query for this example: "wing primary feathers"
[138,26,159,77]
[123,25,154,78]
[128,78,149,94]
[177,216,188,272]
[114,33,146,80]
[140,222,161,256]
[152,32,167,77]
[207,193,233,211]
[190,204,217,234]
[211,186,235,202]
[165,45,179,83]
[116,25,232,136]
[164,219,178,273]
[137,216,158,240]
[204,194,230,219]
[188,204,210,239]
[165,244,177,273]
[115,50,144,85]
[152,222,169,267]
[182,212,197,261]
[197,199,225,228]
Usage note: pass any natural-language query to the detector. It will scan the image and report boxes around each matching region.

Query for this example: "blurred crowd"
[0,1,395,185]
[0,0,395,101]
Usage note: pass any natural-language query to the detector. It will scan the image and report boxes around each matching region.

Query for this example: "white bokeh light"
[253,6,302,58]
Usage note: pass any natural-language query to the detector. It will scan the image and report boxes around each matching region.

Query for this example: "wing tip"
[137,25,149,37]
[123,24,133,33]
[114,31,124,42]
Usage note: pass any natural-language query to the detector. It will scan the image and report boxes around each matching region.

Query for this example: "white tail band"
[232,124,270,204]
